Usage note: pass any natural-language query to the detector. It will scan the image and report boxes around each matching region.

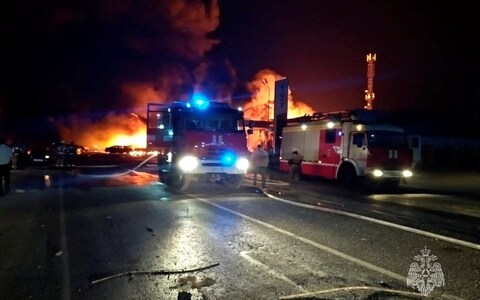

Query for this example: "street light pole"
[261,78,271,121]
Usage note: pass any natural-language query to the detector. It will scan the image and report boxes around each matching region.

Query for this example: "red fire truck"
[146,99,251,190]
[279,109,413,187]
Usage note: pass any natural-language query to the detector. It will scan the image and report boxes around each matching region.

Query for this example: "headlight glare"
[236,157,249,171]
[402,170,413,178]
[373,169,383,177]
[178,155,198,172]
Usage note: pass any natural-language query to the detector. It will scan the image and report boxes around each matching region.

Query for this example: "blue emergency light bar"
[172,99,230,110]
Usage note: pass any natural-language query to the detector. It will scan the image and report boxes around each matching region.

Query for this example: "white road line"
[240,251,308,293]
[263,192,480,251]
[190,195,407,283]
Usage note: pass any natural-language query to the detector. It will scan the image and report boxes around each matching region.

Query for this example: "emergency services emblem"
[407,246,445,296]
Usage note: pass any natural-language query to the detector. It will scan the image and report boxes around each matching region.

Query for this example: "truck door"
[146,104,172,149]
[349,132,368,171]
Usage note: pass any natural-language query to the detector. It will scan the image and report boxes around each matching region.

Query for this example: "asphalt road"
[0,164,479,300]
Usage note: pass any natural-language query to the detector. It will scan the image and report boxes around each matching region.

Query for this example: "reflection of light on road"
[44,175,51,187]
[164,210,206,269]
[370,194,447,201]
[369,194,480,218]
[240,251,308,293]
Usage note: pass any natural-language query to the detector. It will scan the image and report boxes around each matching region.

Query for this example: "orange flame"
[243,69,315,151]
[57,69,315,153]
[242,69,314,121]
[56,113,146,152]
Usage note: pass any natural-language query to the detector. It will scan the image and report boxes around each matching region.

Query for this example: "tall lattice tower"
[364,53,376,110]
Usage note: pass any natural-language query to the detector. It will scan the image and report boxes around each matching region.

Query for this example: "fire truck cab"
[146,100,251,190]
[279,109,413,188]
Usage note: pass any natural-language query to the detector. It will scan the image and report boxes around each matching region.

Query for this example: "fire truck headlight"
[178,156,198,172]
[236,157,249,171]
[373,169,383,177]
[402,170,413,178]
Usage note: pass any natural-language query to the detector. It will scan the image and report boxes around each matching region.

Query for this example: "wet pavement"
[244,169,480,219]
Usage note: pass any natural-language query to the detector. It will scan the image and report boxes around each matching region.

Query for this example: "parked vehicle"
[105,145,133,154]
[279,109,413,188]
[28,146,54,166]
[146,99,251,190]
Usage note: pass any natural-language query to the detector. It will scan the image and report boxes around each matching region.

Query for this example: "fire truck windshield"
[366,130,408,147]
[186,111,244,133]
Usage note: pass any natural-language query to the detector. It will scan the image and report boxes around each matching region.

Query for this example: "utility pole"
[364,53,376,110]
[261,78,273,121]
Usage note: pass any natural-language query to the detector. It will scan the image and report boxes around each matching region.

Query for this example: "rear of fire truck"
[146,99,250,190]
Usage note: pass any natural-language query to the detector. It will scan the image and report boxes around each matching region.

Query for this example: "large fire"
[242,69,315,121]
[56,69,315,153]
[56,112,147,152]
[49,1,315,154]
[242,69,315,151]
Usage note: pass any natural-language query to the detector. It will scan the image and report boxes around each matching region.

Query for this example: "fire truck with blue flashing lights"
[279,109,413,188]
[146,99,251,190]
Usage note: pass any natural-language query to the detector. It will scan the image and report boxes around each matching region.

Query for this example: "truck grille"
[200,148,235,167]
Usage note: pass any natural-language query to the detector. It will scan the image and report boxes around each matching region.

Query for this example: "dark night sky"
[1,0,479,143]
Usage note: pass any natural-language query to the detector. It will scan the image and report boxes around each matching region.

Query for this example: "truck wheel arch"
[336,161,358,186]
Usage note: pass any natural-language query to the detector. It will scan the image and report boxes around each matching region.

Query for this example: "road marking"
[279,286,433,300]
[240,251,308,293]
[190,195,407,283]
[263,192,480,251]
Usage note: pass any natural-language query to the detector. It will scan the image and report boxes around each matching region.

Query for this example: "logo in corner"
[407,246,445,296]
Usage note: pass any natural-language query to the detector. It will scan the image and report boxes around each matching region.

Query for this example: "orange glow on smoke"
[57,70,315,153]
[242,69,314,121]
[242,69,315,151]
[57,112,147,152]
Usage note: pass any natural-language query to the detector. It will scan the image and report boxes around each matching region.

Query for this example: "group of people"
[250,144,303,189]
[0,137,77,195]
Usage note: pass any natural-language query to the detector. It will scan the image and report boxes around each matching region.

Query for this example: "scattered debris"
[169,275,216,291]
[90,262,220,285]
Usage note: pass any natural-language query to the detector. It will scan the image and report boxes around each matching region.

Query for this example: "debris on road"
[89,262,220,285]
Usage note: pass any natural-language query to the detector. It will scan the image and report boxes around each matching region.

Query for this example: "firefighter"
[288,150,303,183]
[251,144,269,189]
[56,140,66,167]
[10,141,20,170]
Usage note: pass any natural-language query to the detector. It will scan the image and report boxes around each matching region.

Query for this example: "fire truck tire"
[167,172,191,191]
[338,164,357,187]
[222,174,244,189]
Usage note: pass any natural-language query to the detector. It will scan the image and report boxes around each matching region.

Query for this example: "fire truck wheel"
[338,164,357,187]
[222,174,244,189]
[167,172,191,191]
